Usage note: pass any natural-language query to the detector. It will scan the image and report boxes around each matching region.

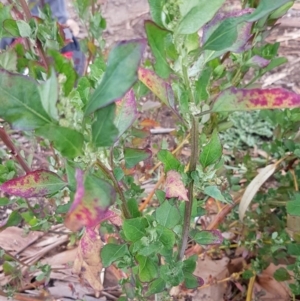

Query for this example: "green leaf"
[124,148,152,169]
[85,40,146,115]
[184,273,201,289]
[0,4,12,38]
[0,211,22,229]
[157,149,181,172]
[204,186,226,203]
[145,21,170,79]
[273,267,291,281]
[123,217,148,242]
[127,198,141,218]
[287,200,300,216]
[156,201,181,229]
[145,278,166,296]
[200,130,222,168]
[190,229,223,245]
[3,19,31,37]
[157,225,175,249]
[0,49,17,72]
[36,125,84,159]
[38,70,58,120]
[136,255,158,282]
[183,255,197,273]
[246,0,292,22]
[0,197,9,206]
[0,170,66,197]
[92,103,119,147]
[114,90,138,139]
[195,67,211,104]
[177,0,225,34]
[101,244,129,267]
[148,0,165,27]
[0,70,52,130]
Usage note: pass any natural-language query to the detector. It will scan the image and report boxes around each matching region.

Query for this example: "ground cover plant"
[0,0,300,300]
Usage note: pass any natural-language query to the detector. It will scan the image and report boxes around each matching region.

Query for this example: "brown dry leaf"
[192,256,229,301]
[165,170,188,201]
[73,228,103,296]
[255,263,292,301]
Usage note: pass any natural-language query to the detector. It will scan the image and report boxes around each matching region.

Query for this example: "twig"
[96,159,131,219]
[0,128,30,173]
[198,272,242,290]
[246,275,256,301]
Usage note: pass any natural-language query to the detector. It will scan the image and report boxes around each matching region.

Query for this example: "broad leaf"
[165,171,188,201]
[124,148,152,169]
[145,21,170,79]
[123,217,148,242]
[157,149,181,172]
[156,201,181,229]
[177,0,226,34]
[204,186,226,203]
[0,211,22,229]
[92,103,119,147]
[136,255,158,282]
[0,70,52,130]
[273,267,291,282]
[287,199,300,216]
[195,67,211,104]
[3,19,31,37]
[246,55,270,68]
[212,87,300,112]
[0,49,17,72]
[148,0,165,27]
[36,125,84,159]
[184,273,204,289]
[0,170,66,197]
[114,89,138,139]
[85,39,146,115]
[157,225,175,249]
[65,169,116,231]
[101,244,129,267]
[190,229,223,245]
[0,4,12,38]
[145,278,166,296]
[200,130,222,168]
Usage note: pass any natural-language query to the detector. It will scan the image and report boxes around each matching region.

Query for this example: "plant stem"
[96,159,131,219]
[178,116,199,260]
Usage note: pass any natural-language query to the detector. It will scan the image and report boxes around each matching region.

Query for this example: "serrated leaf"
[213,87,300,112]
[136,255,158,282]
[190,229,223,245]
[114,89,138,139]
[0,170,66,197]
[0,70,52,130]
[101,244,129,267]
[200,130,222,168]
[36,125,84,159]
[157,149,181,172]
[124,148,152,169]
[65,169,116,231]
[145,21,170,79]
[239,164,276,220]
[165,171,188,201]
[156,201,181,229]
[177,0,226,34]
[123,217,148,242]
[92,103,119,147]
[85,40,146,115]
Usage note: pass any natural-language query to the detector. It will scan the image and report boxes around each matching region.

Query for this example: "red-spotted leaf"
[138,68,180,118]
[124,148,152,169]
[65,169,116,232]
[0,170,66,197]
[165,170,188,201]
[114,89,138,139]
[73,228,103,294]
[212,87,300,112]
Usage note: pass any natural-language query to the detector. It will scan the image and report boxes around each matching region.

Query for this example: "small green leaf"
[92,103,119,147]
[36,125,84,159]
[101,244,129,267]
[195,68,211,104]
[287,200,300,216]
[184,273,202,289]
[177,0,226,34]
[136,255,158,282]
[157,150,181,172]
[183,255,197,273]
[0,211,22,229]
[124,148,152,169]
[148,0,165,27]
[0,49,17,72]
[85,40,146,115]
[190,229,223,245]
[200,130,222,168]
[273,267,291,281]
[3,19,31,37]
[157,225,175,249]
[156,201,181,229]
[123,217,148,242]
[127,198,141,218]
[204,186,226,203]
[0,4,12,38]
[146,278,166,296]
[0,170,66,197]
[145,21,170,79]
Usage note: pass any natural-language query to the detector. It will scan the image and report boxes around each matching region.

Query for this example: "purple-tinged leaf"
[65,169,116,232]
[190,229,223,245]
[124,148,152,169]
[0,170,66,197]
[165,170,188,201]
[138,68,179,118]
[114,89,138,139]
[85,39,146,116]
[212,87,300,112]
[246,55,270,68]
